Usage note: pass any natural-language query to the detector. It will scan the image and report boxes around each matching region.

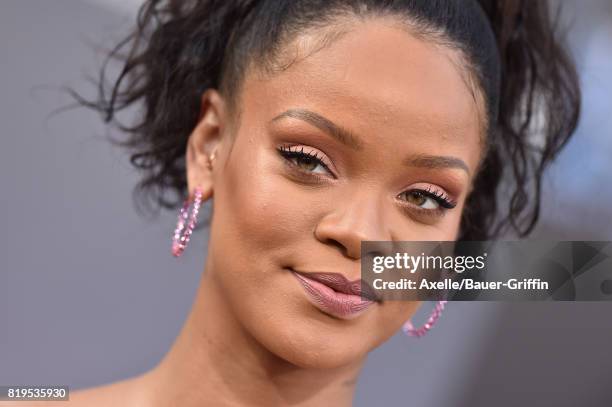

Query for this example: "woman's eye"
[400,191,440,209]
[290,154,328,174]
[277,145,333,176]
[398,189,457,211]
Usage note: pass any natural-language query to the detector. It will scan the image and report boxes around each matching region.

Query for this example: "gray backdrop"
[1,1,611,406]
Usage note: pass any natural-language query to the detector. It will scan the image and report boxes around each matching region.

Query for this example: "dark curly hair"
[73,0,581,240]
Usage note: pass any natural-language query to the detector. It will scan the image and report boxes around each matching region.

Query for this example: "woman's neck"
[140,265,365,407]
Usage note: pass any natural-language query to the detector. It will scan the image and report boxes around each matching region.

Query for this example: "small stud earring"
[207,150,217,170]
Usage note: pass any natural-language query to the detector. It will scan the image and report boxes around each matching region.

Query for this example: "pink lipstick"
[291,270,378,320]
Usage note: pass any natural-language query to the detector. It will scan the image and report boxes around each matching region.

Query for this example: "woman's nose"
[313,193,391,260]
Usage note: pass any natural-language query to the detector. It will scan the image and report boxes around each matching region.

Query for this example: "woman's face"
[191,18,483,369]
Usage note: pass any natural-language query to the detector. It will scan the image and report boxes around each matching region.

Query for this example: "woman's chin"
[249,318,371,370]
[275,340,366,370]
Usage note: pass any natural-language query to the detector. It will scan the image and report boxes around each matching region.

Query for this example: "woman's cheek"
[209,142,309,289]
[228,156,297,244]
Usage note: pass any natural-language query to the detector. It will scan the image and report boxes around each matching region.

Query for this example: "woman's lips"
[291,270,377,320]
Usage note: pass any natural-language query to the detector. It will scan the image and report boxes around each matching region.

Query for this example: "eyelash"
[398,187,458,212]
[276,144,457,215]
[277,144,335,178]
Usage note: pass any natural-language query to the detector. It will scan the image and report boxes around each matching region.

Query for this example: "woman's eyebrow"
[271,108,364,150]
[404,154,470,175]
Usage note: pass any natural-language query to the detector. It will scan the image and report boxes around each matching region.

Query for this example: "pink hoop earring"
[171,187,204,257]
[402,300,447,338]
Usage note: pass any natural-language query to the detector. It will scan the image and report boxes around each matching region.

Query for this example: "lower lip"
[292,271,375,320]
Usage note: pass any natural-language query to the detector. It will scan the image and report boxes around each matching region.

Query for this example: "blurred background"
[1,1,611,406]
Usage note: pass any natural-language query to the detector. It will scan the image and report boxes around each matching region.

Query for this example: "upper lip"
[292,270,381,302]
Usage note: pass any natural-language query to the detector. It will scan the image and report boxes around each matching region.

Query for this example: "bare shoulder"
[0,374,151,407]
[67,374,149,407]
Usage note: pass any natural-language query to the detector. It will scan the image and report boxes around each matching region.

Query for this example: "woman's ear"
[186,89,227,201]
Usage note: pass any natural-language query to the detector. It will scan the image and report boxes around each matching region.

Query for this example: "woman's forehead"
[241,19,483,169]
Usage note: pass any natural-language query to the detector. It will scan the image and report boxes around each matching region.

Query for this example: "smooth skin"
[21,15,485,407]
